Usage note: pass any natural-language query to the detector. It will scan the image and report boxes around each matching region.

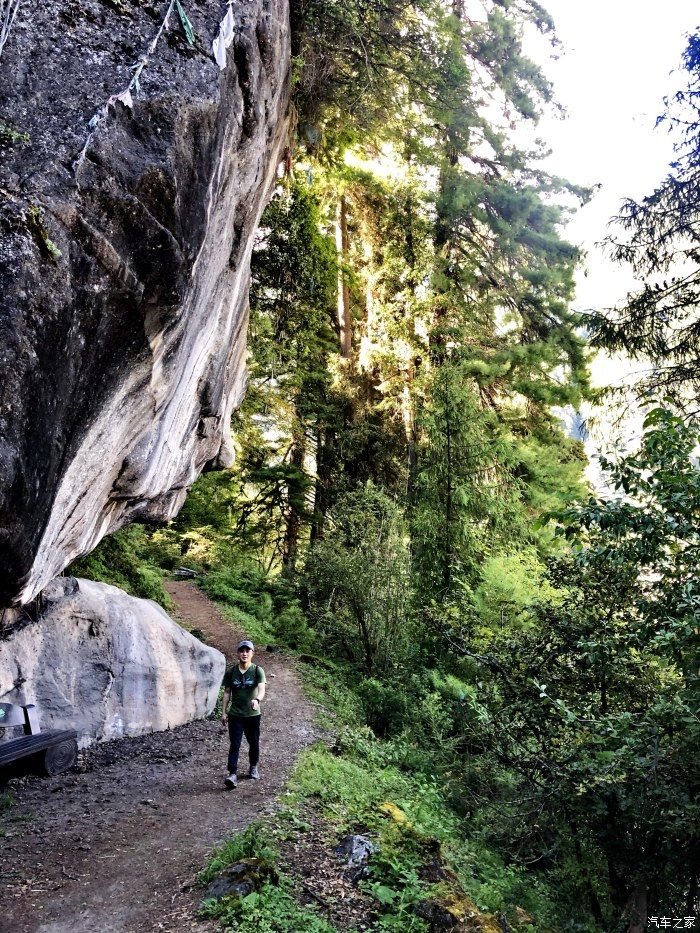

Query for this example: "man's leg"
[242,716,261,770]
[227,716,245,774]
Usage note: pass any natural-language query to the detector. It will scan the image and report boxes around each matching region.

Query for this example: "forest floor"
[0,582,320,933]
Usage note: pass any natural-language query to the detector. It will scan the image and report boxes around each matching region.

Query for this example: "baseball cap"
[237,640,255,651]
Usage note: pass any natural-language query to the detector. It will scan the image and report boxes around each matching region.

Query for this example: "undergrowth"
[199,823,336,932]
[288,663,559,931]
[67,525,172,610]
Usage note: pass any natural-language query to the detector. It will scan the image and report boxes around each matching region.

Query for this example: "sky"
[532,1,698,314]
[522,2,698,466]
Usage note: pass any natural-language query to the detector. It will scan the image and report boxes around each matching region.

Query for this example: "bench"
[0,702,78,776]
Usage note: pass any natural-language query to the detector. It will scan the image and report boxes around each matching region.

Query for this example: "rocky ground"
[0,582,319,933]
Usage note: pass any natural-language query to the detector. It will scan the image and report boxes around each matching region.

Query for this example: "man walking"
[220,640,267,789]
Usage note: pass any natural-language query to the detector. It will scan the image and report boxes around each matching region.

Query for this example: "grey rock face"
[0,578,226,746]
[0,0,290,605]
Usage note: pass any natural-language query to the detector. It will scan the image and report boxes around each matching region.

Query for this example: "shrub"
[271,602,314,650]
[355,679,410,738]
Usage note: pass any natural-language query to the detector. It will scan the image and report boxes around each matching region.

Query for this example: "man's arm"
[220,688,231,724]
[250,672,266,711]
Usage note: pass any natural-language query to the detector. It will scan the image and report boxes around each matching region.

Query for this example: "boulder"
[0,0,291,605]
[0,577,226,746]
[334,834,378,882]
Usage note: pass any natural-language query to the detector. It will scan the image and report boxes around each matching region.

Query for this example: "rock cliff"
[0,0,291,606]
[0,578,226,745]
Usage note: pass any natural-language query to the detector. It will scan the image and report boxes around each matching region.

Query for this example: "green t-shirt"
[223,663,266,717]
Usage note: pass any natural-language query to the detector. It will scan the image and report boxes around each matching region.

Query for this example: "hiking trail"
[0,582,319,933]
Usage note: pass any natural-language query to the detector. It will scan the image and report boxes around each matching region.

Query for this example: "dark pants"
[227,715,261,773]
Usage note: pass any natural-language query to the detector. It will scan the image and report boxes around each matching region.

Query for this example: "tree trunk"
[626,882,647,933]
[282,420,305,574]
[336,195,352,358]
[443,384,454,591]
[311,421,331,544]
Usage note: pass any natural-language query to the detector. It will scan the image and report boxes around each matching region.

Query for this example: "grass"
[198,823,277,885]
[290,662,556,931]
[9,810,35,823]
[0,122,29,143]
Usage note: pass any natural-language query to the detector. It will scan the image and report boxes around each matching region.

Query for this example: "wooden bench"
[0,702,78,776]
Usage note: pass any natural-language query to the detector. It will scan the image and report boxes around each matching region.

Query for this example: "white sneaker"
[249,765,260,780]
[224,773,237,789]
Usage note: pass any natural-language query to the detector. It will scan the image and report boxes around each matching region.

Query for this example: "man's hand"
[220,712,227,726]
[251,698,260,711]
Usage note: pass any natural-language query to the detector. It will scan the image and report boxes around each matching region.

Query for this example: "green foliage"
[288,680,557,929]
[199,823,336,932]
[411,366,524,596]
[292,0,558,160]
[472,548,564,630]
[0,122,28,143]
[272,601,314,651]
[198,823,277,885]
[201,879,337,933]
[67,525,172,609]
[355,678,410,737]
[235,177,339,569]
[300,659,366,730]
[199,563,314,650]
[453,406,700,923]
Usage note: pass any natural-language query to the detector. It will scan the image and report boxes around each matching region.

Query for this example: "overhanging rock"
[0,0,291,605]
[0,578,226,746]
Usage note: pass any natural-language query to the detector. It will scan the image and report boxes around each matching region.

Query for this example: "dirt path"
[163,581,241,660]
[0,583,319,933]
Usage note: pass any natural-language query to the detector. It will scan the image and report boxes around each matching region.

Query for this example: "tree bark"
[626,882,647,933]
[311,420,331,544]
[336,195,352,358]
[282,419,305,573]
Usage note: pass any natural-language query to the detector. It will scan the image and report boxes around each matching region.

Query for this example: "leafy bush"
[271,601,314,651]
[200,565,275,642]
[303,485,412,672]
[201,879,336,933]
[355,678,411,737]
